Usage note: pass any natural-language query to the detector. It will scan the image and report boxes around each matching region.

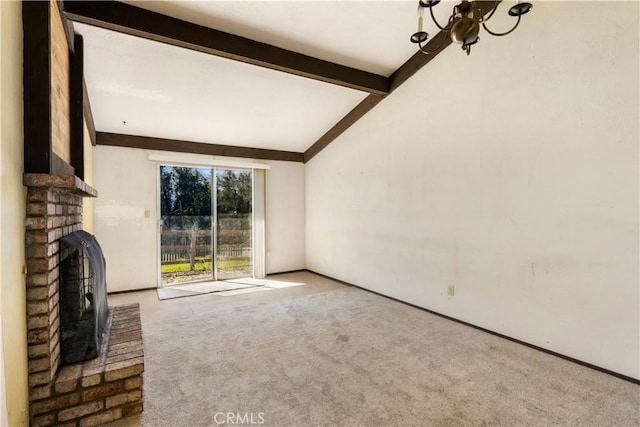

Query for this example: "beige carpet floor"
[120,287,639,426]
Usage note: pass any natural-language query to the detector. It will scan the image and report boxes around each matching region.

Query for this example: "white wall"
[93,145,305,292]
[265,160,305,273]
[93,146,158,292]
[306,2,639,379]
[0,0,29,424]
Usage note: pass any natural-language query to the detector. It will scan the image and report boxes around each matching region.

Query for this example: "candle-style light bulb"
[410,3,429,46]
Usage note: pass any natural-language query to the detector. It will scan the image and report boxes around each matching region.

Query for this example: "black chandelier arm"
[418,33,451,55]
[428,3,455,31]
[482,13,521,37]
[479,1,501,23]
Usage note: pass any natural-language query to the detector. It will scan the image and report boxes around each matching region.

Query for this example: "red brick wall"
[26,187,83,398]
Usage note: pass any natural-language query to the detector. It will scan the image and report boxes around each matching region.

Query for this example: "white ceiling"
[76,22,371,152]
[123,0,422,77]
[74,1,457,153]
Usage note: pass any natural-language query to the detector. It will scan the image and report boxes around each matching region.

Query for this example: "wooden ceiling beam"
[390,1,499,92]
[303,94,385,163]
[83,79,96,147]
[62,1,390,95]
[97,132,305,163]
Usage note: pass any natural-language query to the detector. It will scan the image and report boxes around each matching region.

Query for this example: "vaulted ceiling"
[64,1,504,162]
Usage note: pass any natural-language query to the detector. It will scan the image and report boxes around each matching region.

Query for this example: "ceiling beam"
[62,1,390,95]
[303,0,500,163]
[390,1,499,92]
[97,132,304,163]
[83,79,96,147]
[303,95,385,163]
[389,30,452,93]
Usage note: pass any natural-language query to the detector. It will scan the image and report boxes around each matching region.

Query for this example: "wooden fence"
[161,246,252,263]
[160,228,251,265]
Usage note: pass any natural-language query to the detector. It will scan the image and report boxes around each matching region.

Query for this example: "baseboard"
[303,269,355,288]
[304,269,640,386]
[266,269,307,276]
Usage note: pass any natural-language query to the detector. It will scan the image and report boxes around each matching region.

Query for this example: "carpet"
[137,288,639,426]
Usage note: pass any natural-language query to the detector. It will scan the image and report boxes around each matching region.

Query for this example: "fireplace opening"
[59,230,109,364]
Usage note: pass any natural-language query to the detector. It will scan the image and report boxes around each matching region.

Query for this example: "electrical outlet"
[448,285,455,297]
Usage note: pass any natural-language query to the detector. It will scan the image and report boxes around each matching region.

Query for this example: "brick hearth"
[31,305,144,427]
[24,174,144,426]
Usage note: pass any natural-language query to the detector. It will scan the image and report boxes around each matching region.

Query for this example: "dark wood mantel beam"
[62,1,390,95]
[23,1,52,174]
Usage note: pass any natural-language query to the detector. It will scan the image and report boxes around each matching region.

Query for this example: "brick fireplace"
[24,174,144,426]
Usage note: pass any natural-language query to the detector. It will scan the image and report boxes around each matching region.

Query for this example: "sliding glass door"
[215,169,253,280]
[159,165,253,286]
[159,166,213,286]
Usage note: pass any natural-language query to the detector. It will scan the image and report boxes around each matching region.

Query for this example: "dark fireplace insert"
[59,230,109,364]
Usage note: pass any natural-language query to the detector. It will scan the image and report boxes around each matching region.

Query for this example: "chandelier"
[410,0,532,55]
